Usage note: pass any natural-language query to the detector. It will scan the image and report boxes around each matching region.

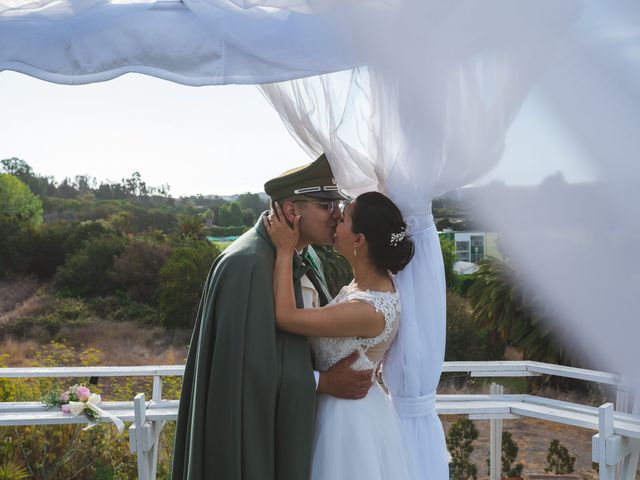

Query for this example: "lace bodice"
[310,283,400,373]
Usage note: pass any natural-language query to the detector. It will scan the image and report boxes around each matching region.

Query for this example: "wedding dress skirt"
[310,383,415,480]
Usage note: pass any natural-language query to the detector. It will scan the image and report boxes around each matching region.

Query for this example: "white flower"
[68,401,86,417]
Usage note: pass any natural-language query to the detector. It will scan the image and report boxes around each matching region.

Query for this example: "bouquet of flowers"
[42,384,125,434]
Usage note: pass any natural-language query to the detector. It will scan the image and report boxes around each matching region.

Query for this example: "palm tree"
[468,257,572,366]
[176,214,206,240]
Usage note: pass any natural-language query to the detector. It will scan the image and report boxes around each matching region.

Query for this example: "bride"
[264,191,416,480]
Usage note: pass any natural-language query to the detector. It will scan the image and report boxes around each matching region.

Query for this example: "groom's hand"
[317,351,373,400]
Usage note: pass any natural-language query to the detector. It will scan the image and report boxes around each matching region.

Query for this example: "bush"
[445,291,505,362]
[486,431,523,478]
[110,239,172,303]
[54,235,127,297]
[159,240,221,328]
[545,439,575,474]
[447,418,479,480]
[208,225,247,237]
[0,217,33,277]
[3,298,91,340]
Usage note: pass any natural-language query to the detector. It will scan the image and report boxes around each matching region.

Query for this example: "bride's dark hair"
[351,192,414,274]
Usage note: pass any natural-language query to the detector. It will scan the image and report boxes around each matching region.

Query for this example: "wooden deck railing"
[1,361,638,480]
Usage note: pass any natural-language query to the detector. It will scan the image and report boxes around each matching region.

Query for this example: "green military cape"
[172,215,330,480]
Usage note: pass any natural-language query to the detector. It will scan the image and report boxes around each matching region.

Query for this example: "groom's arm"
[316,351,373,400]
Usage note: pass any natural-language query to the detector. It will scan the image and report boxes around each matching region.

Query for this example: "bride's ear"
[353,233,366,250]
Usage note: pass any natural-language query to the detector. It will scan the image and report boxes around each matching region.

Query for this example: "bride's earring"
[353,248,357,257]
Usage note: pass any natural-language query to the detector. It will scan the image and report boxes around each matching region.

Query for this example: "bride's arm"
[276,289,385,338]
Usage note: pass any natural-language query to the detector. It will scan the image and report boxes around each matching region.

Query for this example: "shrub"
[54,235,127,297]
[3,298,91,340]
[29,220,109,278]
[110,239,172,303]
[447,418,479,480]
[0,216,33,277]
[486,431,524,478]
[545,439,575,474]
[446,291,505,362]
[208,225,247,237]
[159,240,221,328]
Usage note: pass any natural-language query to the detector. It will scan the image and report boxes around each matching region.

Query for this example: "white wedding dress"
[309,283,415,480]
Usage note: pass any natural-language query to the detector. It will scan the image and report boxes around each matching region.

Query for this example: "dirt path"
[0,277,52,324]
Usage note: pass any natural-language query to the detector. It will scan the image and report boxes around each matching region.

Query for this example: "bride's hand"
[263,202,300,253]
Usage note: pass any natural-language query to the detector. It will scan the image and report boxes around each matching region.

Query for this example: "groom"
[172,153,373,480]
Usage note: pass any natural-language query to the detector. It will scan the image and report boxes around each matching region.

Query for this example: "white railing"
[1,361,639,480]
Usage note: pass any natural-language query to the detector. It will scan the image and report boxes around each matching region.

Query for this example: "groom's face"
[290,197,342,247]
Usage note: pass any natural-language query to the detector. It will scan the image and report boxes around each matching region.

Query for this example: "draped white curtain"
[259,2,582,474]
[3,0,640,478]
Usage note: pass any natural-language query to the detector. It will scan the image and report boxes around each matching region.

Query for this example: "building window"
[456,240,470,262]
[470,235,485,264]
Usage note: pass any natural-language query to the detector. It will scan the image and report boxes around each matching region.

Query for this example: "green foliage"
[440,237,459,290]
[0,173,43,227]
[3,298,91,340]
[447,418,479,480]
[0,461,30,480]
[159,240,221,328]
[0,342,181,479]
[445,291,505,362]
[176,214,207,240]
[237,192,267,216]
[54,235,128,297]
[0,216,33,277]
[208,225,247,237]
[486,431,523,478]
[313,245,353,297]
[217,201,244,226]
[545,439,575,474]
[29,221,108,278]
[468,257,571,366]
[110,239,172,303]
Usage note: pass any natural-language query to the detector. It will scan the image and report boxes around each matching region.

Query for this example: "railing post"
[490,383,504,480]
[152,375,163,403]
[620,400,640,480]
[133,393,152,480]
[598,403,616,480]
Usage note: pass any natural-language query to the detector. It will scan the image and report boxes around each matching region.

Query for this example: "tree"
[159,241,221,328]
[447,418,479,480]
[440,237,458,289]
[217,202,243,226]
[468,257,572,365]
[0,174,43,227]
[237,192,267,216]
[54,235,128,297]
[176,214,207,240]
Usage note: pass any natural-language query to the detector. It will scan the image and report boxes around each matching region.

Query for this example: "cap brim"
[303,190,351,201]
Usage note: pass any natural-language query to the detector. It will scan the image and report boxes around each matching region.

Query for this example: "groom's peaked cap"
[264,153,349,202]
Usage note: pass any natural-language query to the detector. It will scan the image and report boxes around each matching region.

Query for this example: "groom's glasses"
[293,199,346,215]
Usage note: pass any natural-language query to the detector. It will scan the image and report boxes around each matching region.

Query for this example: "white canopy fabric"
[0,0,355,85]
[2,0,640,478]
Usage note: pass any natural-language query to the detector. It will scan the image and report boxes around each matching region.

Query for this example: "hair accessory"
[390,228,407,247]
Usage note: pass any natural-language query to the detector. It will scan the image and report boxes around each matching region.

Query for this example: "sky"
[0,70,597,197]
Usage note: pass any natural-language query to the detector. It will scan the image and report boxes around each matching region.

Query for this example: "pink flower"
[61,404,71,414]
[77,386,90,402]
[60,391,69,402]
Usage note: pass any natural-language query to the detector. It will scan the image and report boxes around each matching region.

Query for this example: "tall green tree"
[176,214,207,240]
[468,257,571,365]
[0,173,43,227]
